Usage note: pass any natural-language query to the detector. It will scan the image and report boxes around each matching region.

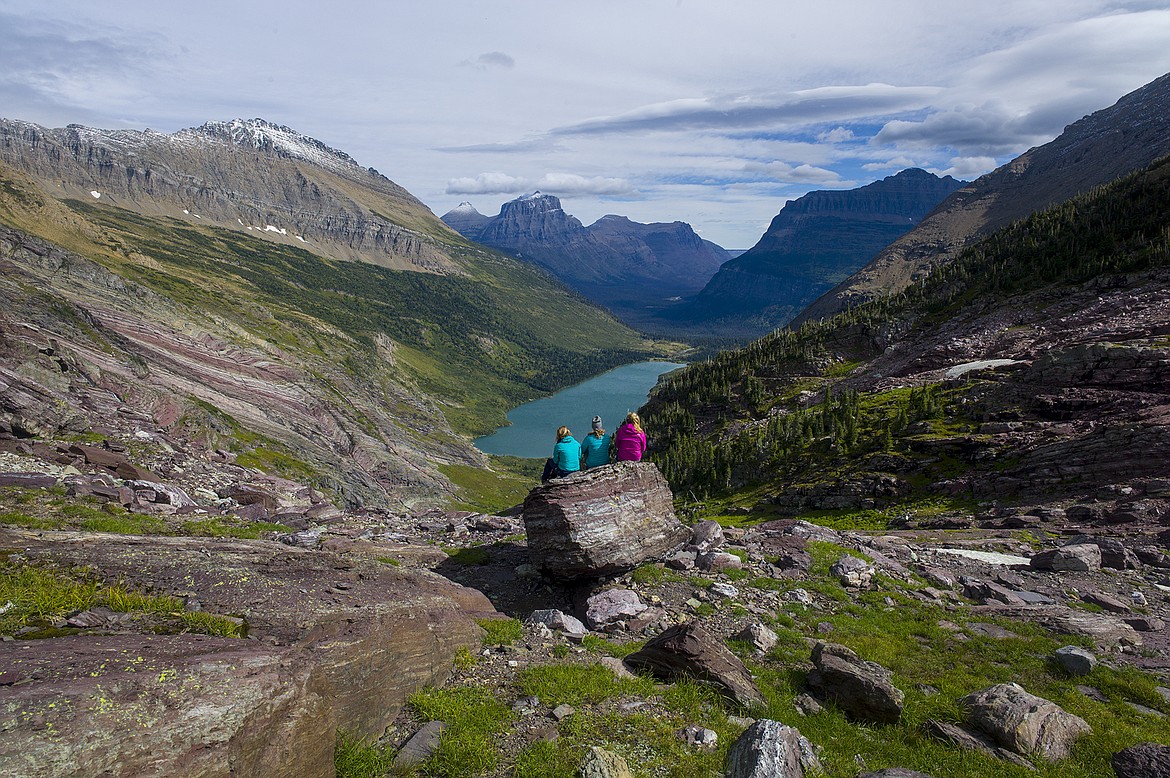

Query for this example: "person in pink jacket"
[614,412,648,461]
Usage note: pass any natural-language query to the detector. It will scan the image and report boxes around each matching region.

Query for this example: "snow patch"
[935,548,1030,566]
[264,225,287,235]
[90,191,101,199]
[944,359,1022,379]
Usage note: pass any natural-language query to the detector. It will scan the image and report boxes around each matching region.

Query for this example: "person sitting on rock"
[579,415,611,469]
[614,412,647,462]
[541,425,582,482]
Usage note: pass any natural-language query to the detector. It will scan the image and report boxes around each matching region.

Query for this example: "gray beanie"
[592,415,603,431]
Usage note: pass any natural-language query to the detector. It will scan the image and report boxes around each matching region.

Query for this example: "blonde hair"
[624,412,643,432]
[556,425,571,441]
[591,428,605,438]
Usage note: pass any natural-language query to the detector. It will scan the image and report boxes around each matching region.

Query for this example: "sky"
[2,2,1169,248]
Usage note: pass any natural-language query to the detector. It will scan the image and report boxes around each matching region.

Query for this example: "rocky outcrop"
[725,720,822,778]
[806,642,904,725]
[522,462,689,579]
[0,527,491,774]
[960,683,1091,761]
[624,622,765,708]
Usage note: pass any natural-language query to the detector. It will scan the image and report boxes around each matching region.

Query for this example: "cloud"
[817,126,856,143]
[457,51,515,70]
[741,161,845,185]
[550,84,944,136]
[937,156,998,180]
[447,172,634,196]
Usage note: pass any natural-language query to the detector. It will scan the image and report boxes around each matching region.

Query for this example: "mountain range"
[441,193,729,328]
[796,71,1170,324]
[660,168,964,339]
[0,118,662,509]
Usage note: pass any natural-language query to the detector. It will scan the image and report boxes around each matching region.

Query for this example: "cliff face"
[796,71,1170,324]
[0,118,460,273]
[666,169,963,339]
[442,193,728,327]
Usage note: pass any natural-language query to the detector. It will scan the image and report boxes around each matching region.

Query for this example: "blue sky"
[2,1,1169,247]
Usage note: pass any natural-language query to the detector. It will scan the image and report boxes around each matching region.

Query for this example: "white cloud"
[818,127,856,143]
[447,172,634,196]
[937,156,999,180]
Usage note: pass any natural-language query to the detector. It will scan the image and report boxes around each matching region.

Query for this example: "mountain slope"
[642,157,1170,518]
[664,168,963,339]
[797,71,1170,324]
[0,120,661,509]
[441,193,728,328]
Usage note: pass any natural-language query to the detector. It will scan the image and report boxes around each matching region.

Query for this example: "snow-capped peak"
[183,118,363,177]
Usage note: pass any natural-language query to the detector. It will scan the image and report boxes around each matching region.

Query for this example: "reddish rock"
[624,622,765,708]
[522,462,689,580]
[0,528,490,754]
[0,635,332,777]
[0,472,57,489]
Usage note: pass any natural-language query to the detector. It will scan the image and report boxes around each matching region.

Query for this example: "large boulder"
[806,642,904,725]
[0,528,491,775]
[624,622,765,708]
[522,461,689,579]
[960,683,1091,761]
[725,720,822,778]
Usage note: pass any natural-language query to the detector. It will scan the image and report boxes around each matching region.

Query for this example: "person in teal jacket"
[579,415,611,469]
[541,425,582,482]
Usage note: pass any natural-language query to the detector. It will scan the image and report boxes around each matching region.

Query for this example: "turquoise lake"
[474,361,687,459]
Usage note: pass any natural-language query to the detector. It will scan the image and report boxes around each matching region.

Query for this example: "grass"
[406,686,514,775]
[440,456,540,514]
[443,546,492,566]
[478,617,523,646]
[0,562,245,638]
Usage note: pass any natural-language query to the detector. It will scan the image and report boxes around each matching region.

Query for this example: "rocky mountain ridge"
[797,71,1170,324]
[667,168,964,339]
[0,117,460,273]
[442,192,729,328]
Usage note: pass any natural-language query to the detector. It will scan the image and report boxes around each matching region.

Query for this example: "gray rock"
[1054,645,1097,676]
[689,520,726,552]
[585,589,646,630]
[960,682,1091,760]
[1029,544,1101,572]
[734,623,779,655]
[393,721,445,769]
[1112,742,1170,778]
[1125,615,1166,632]
[710,582,740,599]
[961,577,1027,606]
[552,704,575,721]
[625,622,765,708]
[806,642,904,725]
[725,719,822,778]
[522,462,689,580]
[527,608,588,636]
[1062,534,1140,569]
[831,554,875,588]
[577,745,633,778]
[665,550,697,570]
[680,724,718,748]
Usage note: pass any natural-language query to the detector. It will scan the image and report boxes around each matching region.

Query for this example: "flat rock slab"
[970,604,1142,651]
[0,528,490,751]
[522,461,689,580]
[0,634,332,777]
